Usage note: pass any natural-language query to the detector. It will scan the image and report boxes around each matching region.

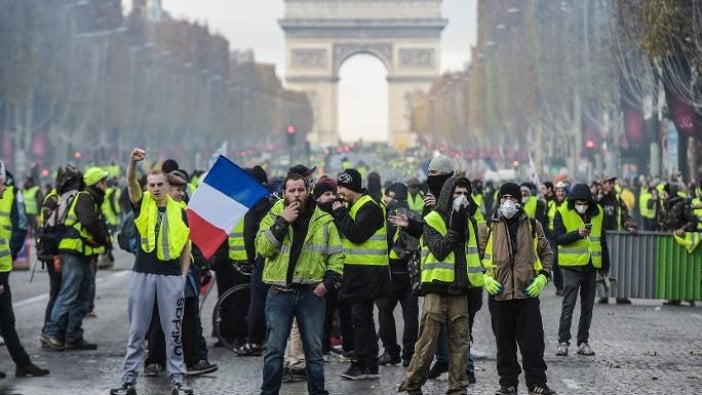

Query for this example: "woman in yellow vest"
[553,183,608,359]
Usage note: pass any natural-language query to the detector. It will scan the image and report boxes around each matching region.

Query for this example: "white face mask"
[575,204,588,214]
[499,200,519,219]
[452,195,469,212]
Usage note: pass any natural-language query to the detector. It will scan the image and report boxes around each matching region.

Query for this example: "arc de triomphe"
[280,0,447,147]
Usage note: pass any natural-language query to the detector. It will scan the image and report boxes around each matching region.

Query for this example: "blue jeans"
[261,286,327,395]
[43,253,95,344]
[436,326,474,371]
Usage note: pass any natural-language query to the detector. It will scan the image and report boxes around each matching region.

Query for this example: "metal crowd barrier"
[606,231,702,301]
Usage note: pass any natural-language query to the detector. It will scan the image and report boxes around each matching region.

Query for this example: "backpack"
[117,211,138,255]
[37,190,79,257]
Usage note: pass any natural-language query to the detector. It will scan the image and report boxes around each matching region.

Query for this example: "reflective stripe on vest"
[134,193,189,261]
[228,219,247,261]
[342,195,388,266]
[557,205,603,269]
[420,211,483,286]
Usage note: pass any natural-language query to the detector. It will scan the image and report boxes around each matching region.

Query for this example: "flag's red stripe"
[186,209,228,260]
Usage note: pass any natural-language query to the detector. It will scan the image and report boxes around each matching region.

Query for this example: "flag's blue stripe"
[203,156,269,209]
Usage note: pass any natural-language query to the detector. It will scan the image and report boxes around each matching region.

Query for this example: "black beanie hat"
[337,169,363,193]
[499,182,521,199]
[249,165,268,185]
[313,181,336,200]
[385,182,408,201]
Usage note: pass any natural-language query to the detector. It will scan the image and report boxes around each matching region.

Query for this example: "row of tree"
[0,0,313,175]
[411,0,701,181]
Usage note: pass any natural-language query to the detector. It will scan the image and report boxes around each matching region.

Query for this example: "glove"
[484,276,503,296]
[525,274,548,298]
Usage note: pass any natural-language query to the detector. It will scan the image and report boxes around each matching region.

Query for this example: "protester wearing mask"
[479,183,555,395]
[553,183,608,358]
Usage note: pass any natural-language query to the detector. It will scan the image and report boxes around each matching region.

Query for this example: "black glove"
[449,208,468,236]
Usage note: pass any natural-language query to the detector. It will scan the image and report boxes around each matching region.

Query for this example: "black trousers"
[42,258,62,328]
[146,297,207,367]
[558,268,596,346]
[246,258,267,344]
[0,273,31,367]
[375,273,418,361]
[323,287,353,353]
[549,240,563,291]
[351,300,378,369]
[488,297,547,388]
[214,259,250,342]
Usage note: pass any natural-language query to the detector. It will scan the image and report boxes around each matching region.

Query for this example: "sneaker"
[85,311,97,318]
[529,383,556,394]
[597,297,609,304]
[467,370,476,384]
[40,334,65,351]
[281,367,294,383]
[364,365,380,379]
[171,381,194,395]
[398,381,423,394]
[615,298,631,305]
[663,300,681,306]
[495,385,518,395]
[341,364,366,380]
[555,343,568,356]
[187,360,218,376]
[289,368,307,382]
[427,361,448,379]
[234,342,262,357]
[66,339,98,350]
[15,362,50,377]
[110,382,136,395]
[379,350,401,366]
[576,343,595,356]
[339,350,357,362]
[143,363,163,377]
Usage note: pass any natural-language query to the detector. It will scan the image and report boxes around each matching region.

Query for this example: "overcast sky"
[159,0,478,141]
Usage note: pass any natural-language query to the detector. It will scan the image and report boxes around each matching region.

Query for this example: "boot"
[16,362,50,377]
[0,370,6,379]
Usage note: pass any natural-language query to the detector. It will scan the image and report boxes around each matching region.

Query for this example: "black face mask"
[317,200,335,214]
[427,172,453,196]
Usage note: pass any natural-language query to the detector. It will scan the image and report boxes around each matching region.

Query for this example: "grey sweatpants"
[121,272,186,384]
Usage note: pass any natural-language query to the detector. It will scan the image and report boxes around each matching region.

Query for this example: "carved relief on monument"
[291,48,328,69]
[285,1,442,19]
[399,48,435,69]
[333,43,393,72]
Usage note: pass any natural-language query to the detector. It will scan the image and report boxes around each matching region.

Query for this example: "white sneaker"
[555,342,568,356]
[576,343,595,356]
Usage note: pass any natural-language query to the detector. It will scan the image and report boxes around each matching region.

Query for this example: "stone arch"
[281,0,446,147]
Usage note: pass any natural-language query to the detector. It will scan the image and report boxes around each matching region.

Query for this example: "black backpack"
[37,190,79,257]
[117,211,138,255]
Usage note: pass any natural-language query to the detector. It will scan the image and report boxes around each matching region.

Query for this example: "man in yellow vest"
[110,148,193,395]
[520,183,548,229]
[639,185,659,231]
[479,183,555,395]
[332,168,389,380]
[554,183,608,358]
[0,165,50,379]
[399,176,480,395]
[22,176,41,237]
[256,172,345,395]
[41,166,111,352]
[546,181,569,296]
[406,177,425,214]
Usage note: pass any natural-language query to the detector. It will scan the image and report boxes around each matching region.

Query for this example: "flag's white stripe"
[189,182,248,233]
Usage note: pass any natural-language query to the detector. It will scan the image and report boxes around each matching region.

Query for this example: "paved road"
[1,250,701,394]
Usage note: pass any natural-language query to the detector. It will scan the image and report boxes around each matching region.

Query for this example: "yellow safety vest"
[101,187,121,227]
[134,192,190,261]
[0,186,15,273]
[473,193,485,224]
[228,218,247,261]
[547,200,566,231]
[420,210,483,287]
[692,197,702,231]
[257,205,345,285]
[22,186,39,215]
[59,191,106,257]
[482,217,542,275]
[342,195,388,267]
[407,192,424,214]
[639,192,655,220]
[523,196,538,219]
[557,205,603,269]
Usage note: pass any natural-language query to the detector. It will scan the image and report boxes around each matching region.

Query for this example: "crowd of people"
[0,151,700,395]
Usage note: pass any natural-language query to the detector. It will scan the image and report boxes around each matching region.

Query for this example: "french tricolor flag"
[186,156,270,259]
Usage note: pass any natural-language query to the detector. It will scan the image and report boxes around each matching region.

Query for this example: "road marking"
[12,270,130,309]
[562,379,582,390]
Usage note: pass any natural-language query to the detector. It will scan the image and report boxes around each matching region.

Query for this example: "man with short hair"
[257,173,344,395]
[42,167,111,351]
[110,149,193,395]
[332,169,389,380]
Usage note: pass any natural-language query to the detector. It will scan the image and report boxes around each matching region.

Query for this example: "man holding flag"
[256,172,345,395]
[111,148,193,395]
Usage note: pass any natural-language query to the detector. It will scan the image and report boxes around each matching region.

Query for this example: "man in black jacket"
[332,169,389,380]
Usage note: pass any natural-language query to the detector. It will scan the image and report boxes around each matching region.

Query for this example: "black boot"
[427,361,448,379]
[0,370,6,379]
[16,362,50,377]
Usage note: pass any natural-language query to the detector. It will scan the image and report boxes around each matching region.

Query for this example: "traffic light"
[286,125,296,145]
